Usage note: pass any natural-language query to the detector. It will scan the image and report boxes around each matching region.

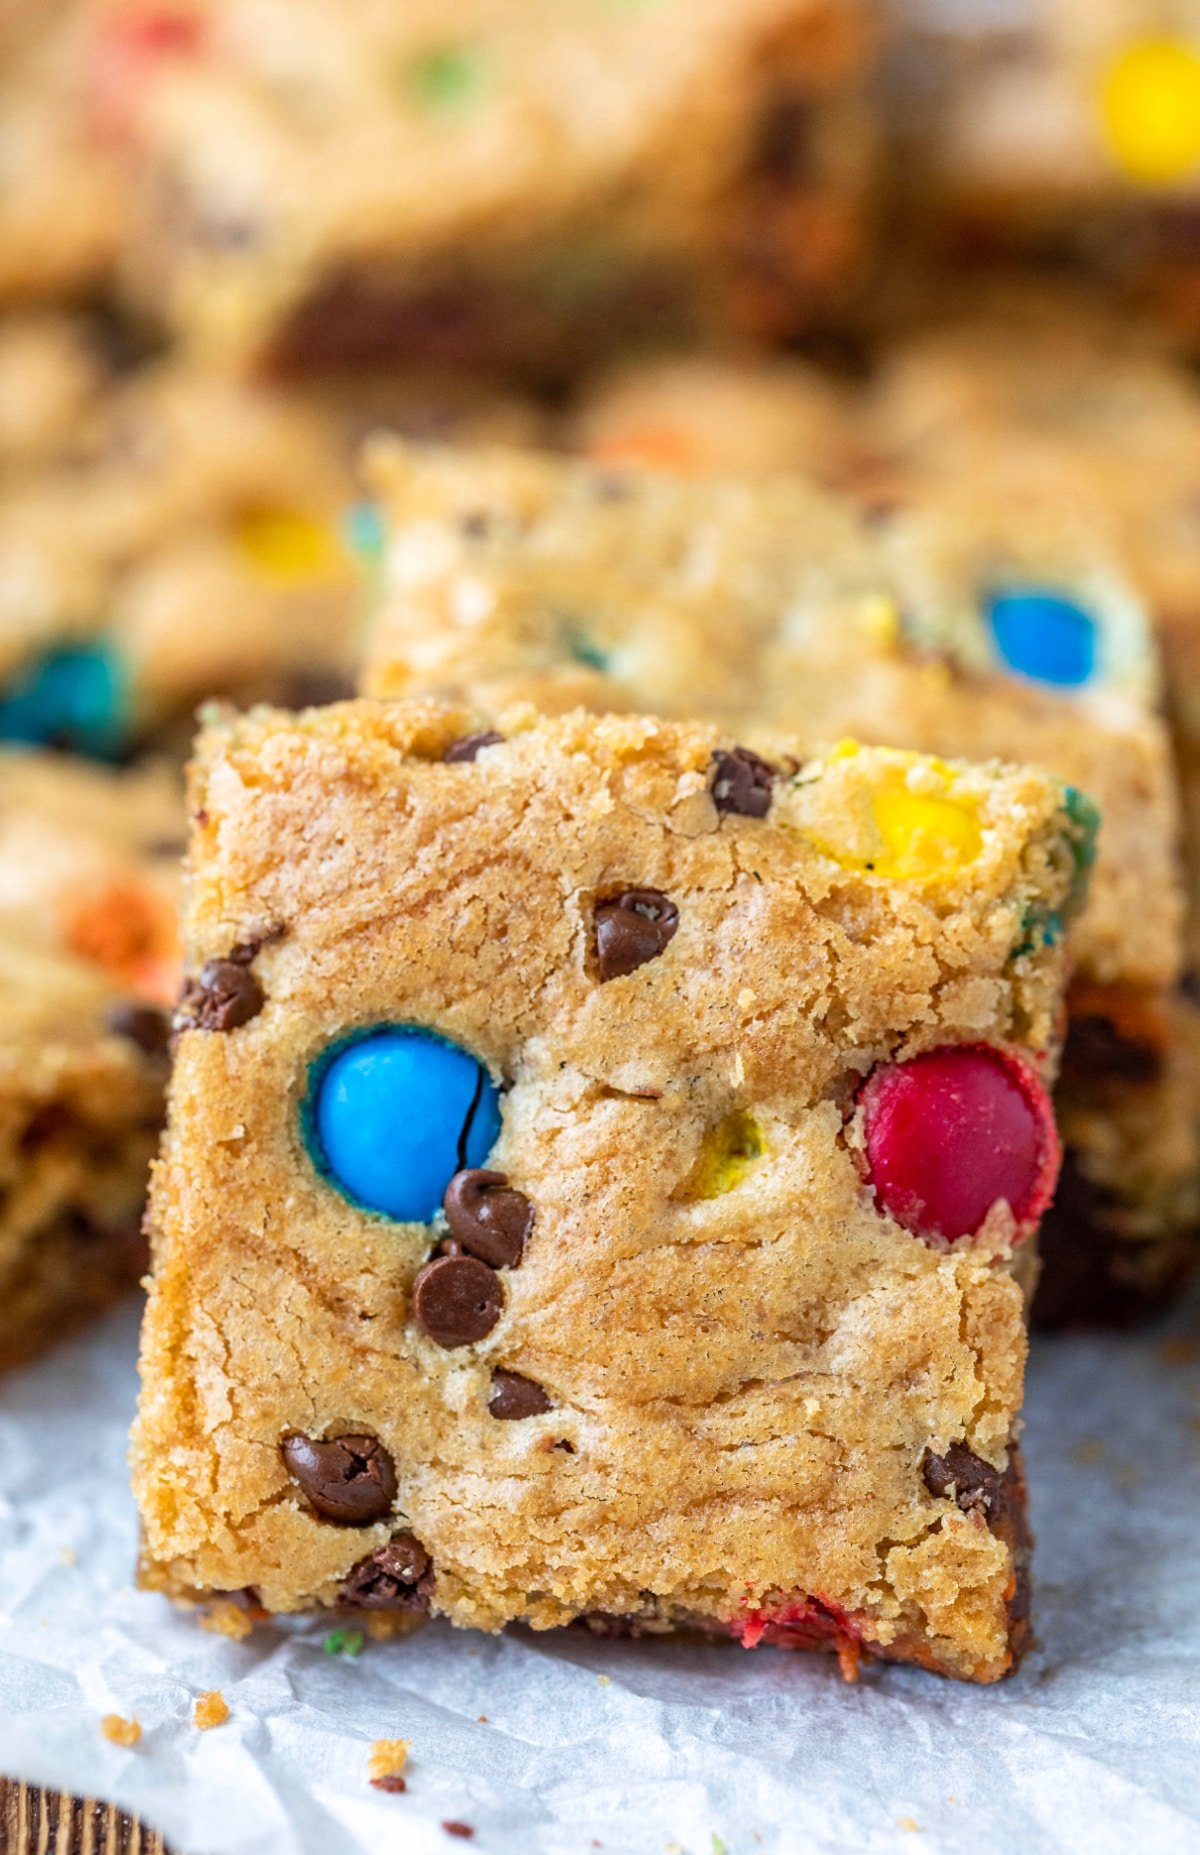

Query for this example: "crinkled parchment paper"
[1,1294,1198,1855]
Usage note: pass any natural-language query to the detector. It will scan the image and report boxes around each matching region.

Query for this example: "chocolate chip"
[281,1432,397,1525]
[710,747,776,819]
[443,731,505,763]
[442,1826,475,1841]
[594,889,679,982]
[922,1442,1007,1521]
[340,1532,433,1610]
[443,1169,533,1269]
[413,1255,503,1347]
[372,1775,407,1794]
[276,667,355,709]
[489,1370,552,1420]
[106,1002,171,1057]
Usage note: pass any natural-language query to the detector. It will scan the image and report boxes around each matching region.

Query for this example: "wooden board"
[0,1782,169,1854]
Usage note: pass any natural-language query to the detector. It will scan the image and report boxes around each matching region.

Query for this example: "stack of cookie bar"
[0,0,1198,1698]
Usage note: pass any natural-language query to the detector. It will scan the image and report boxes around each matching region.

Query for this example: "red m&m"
[861,1044,1059,1245]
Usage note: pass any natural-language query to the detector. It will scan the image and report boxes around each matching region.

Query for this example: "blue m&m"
[985,589,1097,689]
[0,641,130,759]
[308,1027,501,1223]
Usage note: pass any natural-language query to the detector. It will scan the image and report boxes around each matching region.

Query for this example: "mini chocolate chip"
[489,1370,552,1420]
[341,1532,433,1610]
[594,889,679,982]
[710,747,777,818]
[922,1442,1006,1521]
[443,730,504,763]
[372,1775,407,1794]
[281,1431,397,1525]
[413,1254,503,1347]
[178,958,264,1033]
[442,1826,475,1841]
[443,1169,533,1269]
[106,1001,171,1056]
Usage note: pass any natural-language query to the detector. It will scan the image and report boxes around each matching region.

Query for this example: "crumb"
[897,1820,920,1833]
[101,1714,142,1747]
[596,1674,610,1686]
[476,1714,488,1723]
[837,1641,861,1683]
[442,1825,475,1841]
[58,1545,77,1566]
[1159,1337,1199,1366]
[193,1690,229,1730]
[200,1598,254,1640]
[369,1738,410,1792]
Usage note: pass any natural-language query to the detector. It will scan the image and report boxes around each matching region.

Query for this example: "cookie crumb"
[200,1598,255,1640]
[101,1714,142,1747]
[194,1690,229,1730]
[596,1673,610,1686]
[369,1738,410,1792]
[58,1545,77,1565]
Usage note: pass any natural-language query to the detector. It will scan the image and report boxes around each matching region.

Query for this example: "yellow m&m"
[869,775,983,882]
[692,1112,765,1199]
[1100,40,1200,186]
[235,509,345,582]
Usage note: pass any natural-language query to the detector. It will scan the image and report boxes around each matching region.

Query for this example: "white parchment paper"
[1,1295,1198,1855]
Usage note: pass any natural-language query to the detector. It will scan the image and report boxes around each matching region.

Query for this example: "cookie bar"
[887,3,1200,327]
[0,749,182,1004]
[0,335,539,757]
[362,442,1180,993]
[570,353,855,483]
[361,442,1190,1326]
[0,749,181,1368]
[0,935,168,1371]
[115,0,876,378]
[133,699,1092,1680]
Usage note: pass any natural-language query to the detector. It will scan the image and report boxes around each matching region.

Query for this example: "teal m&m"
[0,641,130,760]
[308,1027,501,1223]
[985,588,1097,689]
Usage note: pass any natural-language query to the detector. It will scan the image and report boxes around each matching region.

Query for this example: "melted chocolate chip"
[176,935,279,1034]
[443,731,505,763]
[922,1442,1008,1522]
[710,747,777,819]
[106,1001,171,1057]
[488,1370,552,1420]
[340,1532,433,1610]
[413,1255,503,1348]
[443,1169,533,1269]
[594,889,679,982]
[276,667,355,710]
[281,1432,397,1525]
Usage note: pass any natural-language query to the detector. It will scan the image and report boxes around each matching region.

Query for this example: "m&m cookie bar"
[889,0,1200,325]
[116,0,877,378]
[132,700,1087,1680]
[0,330,537,760]
[0,751,182,1369]
[360,441,1188,1324]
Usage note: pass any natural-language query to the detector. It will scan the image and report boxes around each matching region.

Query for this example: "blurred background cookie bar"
[0,750,182,1370]
[360,439,1191,1323]
[111,0,878,380]
[886,1,1200,333]
[0,315,540,758]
